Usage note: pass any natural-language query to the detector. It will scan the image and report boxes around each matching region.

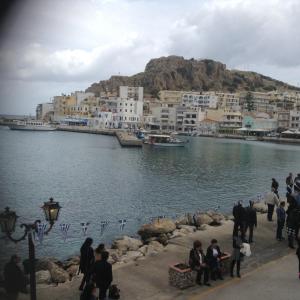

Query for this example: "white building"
[182,92,218,109]
[119,86,143,101]
[71,91,95,105]
[290,111,300,129]
[36,103,54,120]
[150,106,177,131]
[88,112,118,129]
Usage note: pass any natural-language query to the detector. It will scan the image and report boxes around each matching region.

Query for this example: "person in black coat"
[233,201,246,241]
[4,255,27,300]
[79,238,95,291]
[92,250,113,300]
[245,201,257,243]
[272,178,279,198]
[189,240,211,286]
[206,239,223,281]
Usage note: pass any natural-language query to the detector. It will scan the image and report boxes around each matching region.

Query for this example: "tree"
[245,92,254,111]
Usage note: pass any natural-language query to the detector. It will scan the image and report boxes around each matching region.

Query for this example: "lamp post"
[0,198,61,300]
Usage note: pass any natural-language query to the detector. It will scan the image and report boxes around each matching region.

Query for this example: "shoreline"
[7,203,297,300]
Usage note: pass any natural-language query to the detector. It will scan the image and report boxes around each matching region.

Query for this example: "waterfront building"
[218,110,243,133]
[290,111,300,129]
[181,92,218,109]
[53,94,77,121]
[88,112,118,129]
[277,111,290,131]
[215,92,240,110]
[240,91,276,114]
[36,102,54,121]
[197,118,219,135]
[150,105,177,132]
[242,113,278,133]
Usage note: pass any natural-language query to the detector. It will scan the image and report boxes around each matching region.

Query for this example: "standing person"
[80,282,98,300]
[276,201,286,241]
[95,243,106,254]
[79,238,95,291]
[189,240,211,286]
[92,250,113,300]
[232,201,246,241]
[4,255,27,300]
[296,239,300,280]
[271,178,279,198]
[265,188,280,221]
[206,239,223,281]
[230,232,244,278]
[245,201,257,243]
[286,189,298,249]
[286,173,294,188]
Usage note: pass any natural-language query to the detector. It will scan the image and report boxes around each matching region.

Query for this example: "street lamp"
[0,198,61,300]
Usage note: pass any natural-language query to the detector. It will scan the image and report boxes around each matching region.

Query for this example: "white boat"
[143,134,187,147]
[8,120,56,131]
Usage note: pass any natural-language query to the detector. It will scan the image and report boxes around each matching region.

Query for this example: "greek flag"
[60,224,70,242]
[100,220,109,235]
[81,222,90,236]
[36,223,47,244]
[119,219,126,231]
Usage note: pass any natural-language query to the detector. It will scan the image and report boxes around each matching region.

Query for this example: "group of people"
[78,238,114,300]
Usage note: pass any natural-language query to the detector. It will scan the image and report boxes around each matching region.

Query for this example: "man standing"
[276,201,286,241]
[245,201,257,243]
[286,173,293,188]
[4,255,27,300]
[272,178,279,198]
[232,201,246,241]
[265,188,280,221]
[92,250,113,300]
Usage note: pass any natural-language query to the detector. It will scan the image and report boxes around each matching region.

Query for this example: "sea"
[0,126,299,267]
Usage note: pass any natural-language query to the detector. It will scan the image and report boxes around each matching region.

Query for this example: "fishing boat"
[8,120,56,131]
[143,134,187,147]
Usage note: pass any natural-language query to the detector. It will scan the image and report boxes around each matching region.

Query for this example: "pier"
[116,131,142,147]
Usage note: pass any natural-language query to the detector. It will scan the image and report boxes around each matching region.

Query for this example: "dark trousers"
[79,272,90,289]
[233,222,245,241]
[245,223,254,243]
[99,285,109,300]
[196,266,209,284]
[276,220,285,240]
[267,204,275,221]
[230,260,241,276]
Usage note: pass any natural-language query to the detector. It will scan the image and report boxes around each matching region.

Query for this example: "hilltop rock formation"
[86,56,300,97]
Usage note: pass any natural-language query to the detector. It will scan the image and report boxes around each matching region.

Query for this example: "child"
[276,201,286,241]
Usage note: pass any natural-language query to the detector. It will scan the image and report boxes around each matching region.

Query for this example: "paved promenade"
[17,214,297,300]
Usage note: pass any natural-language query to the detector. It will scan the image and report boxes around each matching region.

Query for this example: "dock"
[116,131,142,147]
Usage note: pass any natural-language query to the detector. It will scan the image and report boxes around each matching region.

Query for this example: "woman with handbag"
[230,231,244,278]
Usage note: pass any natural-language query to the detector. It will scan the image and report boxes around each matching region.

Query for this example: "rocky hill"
[86,56,300,97]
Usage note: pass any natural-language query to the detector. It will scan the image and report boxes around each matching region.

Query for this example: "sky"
[0,0,299,115]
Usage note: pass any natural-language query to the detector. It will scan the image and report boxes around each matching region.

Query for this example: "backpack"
[108,284,120,299]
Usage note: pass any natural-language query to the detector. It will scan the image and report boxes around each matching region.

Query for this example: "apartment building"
[290,111,300,129]
[182,92,218,109]
[36,103,54,121]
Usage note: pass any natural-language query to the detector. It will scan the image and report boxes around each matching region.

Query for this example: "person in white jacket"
[265,187,280,221]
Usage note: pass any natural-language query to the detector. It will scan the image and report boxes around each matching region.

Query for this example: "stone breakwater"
[30,202,268,286]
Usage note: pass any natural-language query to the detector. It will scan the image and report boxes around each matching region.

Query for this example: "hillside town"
[34,86,300,137]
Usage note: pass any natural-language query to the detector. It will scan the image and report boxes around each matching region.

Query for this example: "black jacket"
[189,248,207,270]
[4,262,26,293]
[233,204,246,224]
[245,206,257,226]
[206,245,221,265]
[92,260,113,288]
[272,179,279,191]
[79,246,95,274]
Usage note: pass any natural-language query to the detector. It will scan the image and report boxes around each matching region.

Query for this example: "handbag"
[108,284,120,299]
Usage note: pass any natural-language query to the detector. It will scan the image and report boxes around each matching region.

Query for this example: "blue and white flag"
[36,223,47,244]
[60,224,70,242]
[81,222,90,236]
[100,220,109,235]
[119,219,126,231]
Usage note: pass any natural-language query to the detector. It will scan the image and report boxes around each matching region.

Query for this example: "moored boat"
[143,134,187,147]
[8,120,56,131]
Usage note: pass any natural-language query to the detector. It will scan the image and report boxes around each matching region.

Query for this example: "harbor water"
[0,126,299,266]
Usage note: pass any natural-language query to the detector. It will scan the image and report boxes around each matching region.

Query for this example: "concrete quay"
[116,131,142,147]
[17,214,298,300]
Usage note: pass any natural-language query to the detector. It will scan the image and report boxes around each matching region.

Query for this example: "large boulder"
[48,262,69,283]
[35,258,63,272]
[138,242,163,257]
[63,256,80,269]
[156,234,169,245]
[35,270,51,284]
[148,241,164,252]
[138,219,176,240]
[121,251,143,263]
[111,236,143,254]
[194,214,213,226]
[254,202,268,214]
[177,225,196,234]
[66,265,79,278]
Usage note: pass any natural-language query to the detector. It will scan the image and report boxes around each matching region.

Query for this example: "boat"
[245,136,258,141]
[143,134,187,147]
[8,120,56,131]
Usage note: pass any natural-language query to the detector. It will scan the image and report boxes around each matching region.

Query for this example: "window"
[125,109,127,112]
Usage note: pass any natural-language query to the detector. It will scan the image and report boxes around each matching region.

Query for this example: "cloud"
[168,0,300,68]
